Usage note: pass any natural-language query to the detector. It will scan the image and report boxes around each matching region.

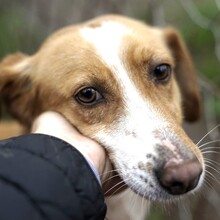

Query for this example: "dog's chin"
[121,175,172,201]
[119,172,202,202]
[131,184,178,202]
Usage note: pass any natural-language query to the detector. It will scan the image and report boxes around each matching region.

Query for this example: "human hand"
[31,111,111,182]
[31,111,126,195]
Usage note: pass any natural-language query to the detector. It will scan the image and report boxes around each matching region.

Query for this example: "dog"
[0,15,204,220]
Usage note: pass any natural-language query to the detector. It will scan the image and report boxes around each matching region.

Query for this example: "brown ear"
[0,52,37,126]
[163,28,201,122]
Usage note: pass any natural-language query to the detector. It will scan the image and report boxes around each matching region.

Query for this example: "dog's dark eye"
[75,87,103,105]
[153,64,172,83]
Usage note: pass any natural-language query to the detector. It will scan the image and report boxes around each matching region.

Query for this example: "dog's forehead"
[79,21,137,94]
[79,21,131,68]
[79,20,166,78]
[79,20,166,120]
[79,20,169,74]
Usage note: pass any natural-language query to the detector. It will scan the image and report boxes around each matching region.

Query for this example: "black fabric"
[0,134,106,220]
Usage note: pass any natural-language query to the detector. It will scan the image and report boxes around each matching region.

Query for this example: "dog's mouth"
[103,136,204,201]
[114,155,203,201]
[92,113,204,201]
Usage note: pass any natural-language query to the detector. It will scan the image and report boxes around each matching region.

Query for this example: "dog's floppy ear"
[163,28,201,122]
[0,52,38,126]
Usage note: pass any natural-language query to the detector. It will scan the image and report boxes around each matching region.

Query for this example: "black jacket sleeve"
[0,134,106,220]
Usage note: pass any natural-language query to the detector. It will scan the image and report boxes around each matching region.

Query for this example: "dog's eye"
[153,64,172,83]
[75,87,103,105]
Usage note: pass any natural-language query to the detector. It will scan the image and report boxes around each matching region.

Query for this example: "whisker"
[129,185,139,212]
[100,168,122,177]
[131,187,139,210]
[202,179,215,193]
[201,147,220,153]
[104,179,127,196]
[102,173,121,184]
[141,191,147,217]
[106,183,128,200]
[202,150,220,155]
[199,139,220,149]
[205,163,220,176]
[204,177,216,190]
[197,124,220,146]
[205,158,220,167]
[206,180,218,195]
[205,169,220,184]
[136,189,145,217]
[180,199,192,220]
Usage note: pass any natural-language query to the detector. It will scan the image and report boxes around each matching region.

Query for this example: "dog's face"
[0,15,204,201]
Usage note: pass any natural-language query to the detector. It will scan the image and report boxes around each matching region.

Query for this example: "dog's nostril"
[156,158,202,195]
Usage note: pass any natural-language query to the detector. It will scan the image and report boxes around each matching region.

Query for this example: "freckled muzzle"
[152,135,204,197]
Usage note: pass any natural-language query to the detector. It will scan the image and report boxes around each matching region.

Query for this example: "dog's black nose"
[156,158,202,195]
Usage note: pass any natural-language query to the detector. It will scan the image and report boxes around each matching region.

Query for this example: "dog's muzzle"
[155,157,202,195]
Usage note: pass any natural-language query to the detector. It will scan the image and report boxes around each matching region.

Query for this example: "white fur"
[80,20,168,197]
[80,22,166,220]
[80,20,203,219]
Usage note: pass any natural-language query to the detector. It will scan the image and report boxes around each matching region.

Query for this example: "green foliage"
[0,6,45,58]
[209,97,220,119]
[215,99,220,118]
[194,0,219,18]
[147,210,165,220]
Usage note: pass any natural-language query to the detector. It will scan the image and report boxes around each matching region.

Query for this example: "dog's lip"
[125,175,175,201]
[127,174,192,201]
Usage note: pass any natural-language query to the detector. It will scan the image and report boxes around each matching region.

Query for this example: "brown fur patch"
[0,15,201,155]
[29,36,125,136]
[121,31,182,124]
[163,28,201,122]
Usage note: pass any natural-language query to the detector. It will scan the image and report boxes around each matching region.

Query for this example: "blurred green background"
[0,0,219,120]
[0,0,219,85]
[0,0,220,219]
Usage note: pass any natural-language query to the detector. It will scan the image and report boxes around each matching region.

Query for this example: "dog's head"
[0,15,204,201]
